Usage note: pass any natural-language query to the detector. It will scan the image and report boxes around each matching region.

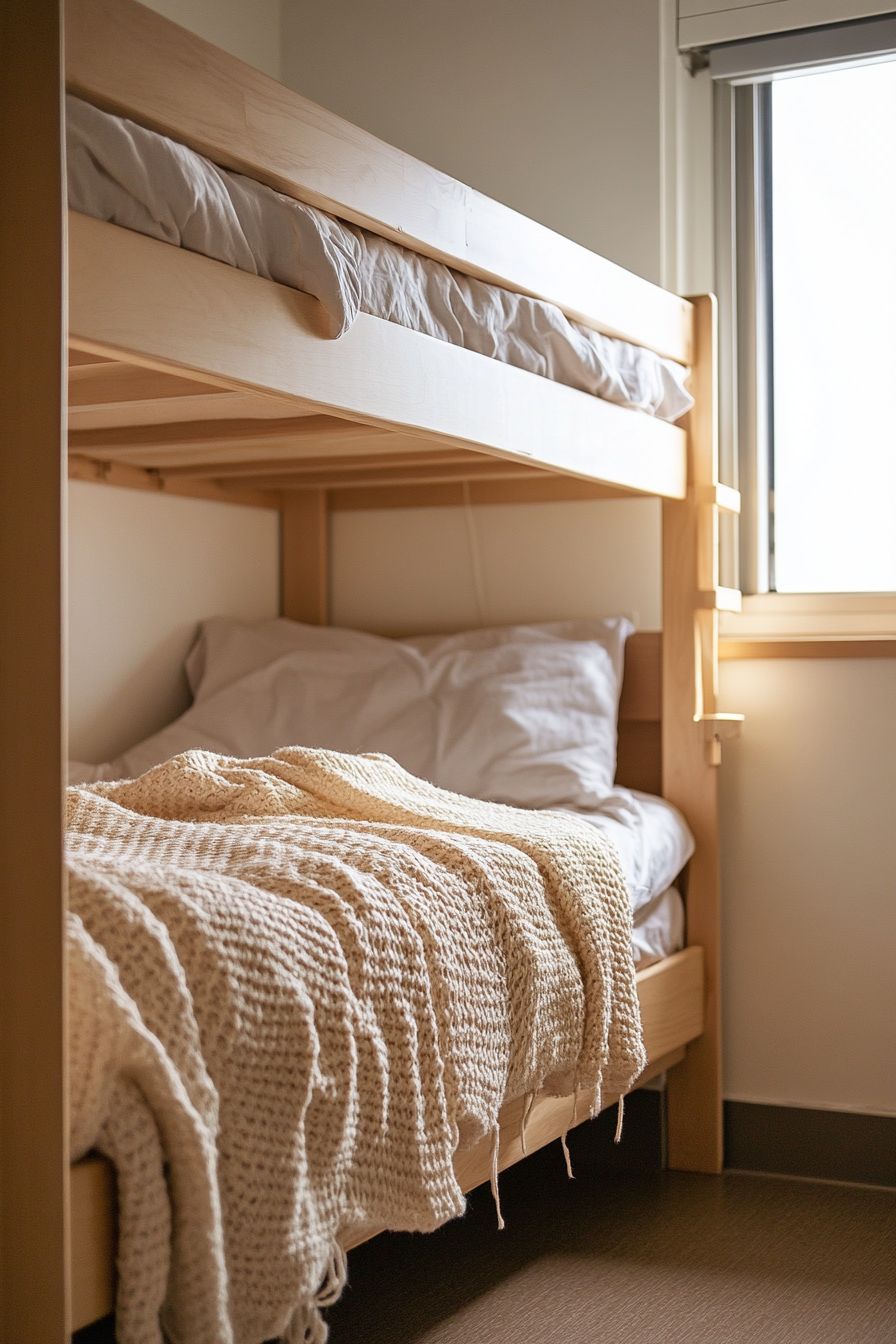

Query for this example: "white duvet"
[66,95,693,423]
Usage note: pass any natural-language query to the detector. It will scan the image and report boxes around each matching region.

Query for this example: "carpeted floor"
[74,1112,896,1344]
[325,1136,896,1344]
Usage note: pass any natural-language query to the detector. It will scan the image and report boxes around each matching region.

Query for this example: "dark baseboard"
[724,1100,896,1188]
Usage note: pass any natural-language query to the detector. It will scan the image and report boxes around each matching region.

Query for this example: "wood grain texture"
[615,721,662,796]
[68,360,223,407]
[281,489,328,625]
[65,0,692,363]
[662,296,725,1175]
[70,1157,116,1333]
[0,0,70,1337]
[70,413,445,457]
[165,449,543,480]
[68,453,280,510]
[635,947,705,1063]
[68,214,688,500]
[615,632,662,794]
[618,631,661,721]
[720,639,896,660]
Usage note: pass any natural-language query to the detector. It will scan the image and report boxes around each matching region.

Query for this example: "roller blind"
[679,1,896,50]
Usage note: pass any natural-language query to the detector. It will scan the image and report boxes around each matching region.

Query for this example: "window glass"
[771,60,896,592]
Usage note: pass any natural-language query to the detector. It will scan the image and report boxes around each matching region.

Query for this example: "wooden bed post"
[662,294,735,1174]
[281,488,329,624]
[0,0,70,1337]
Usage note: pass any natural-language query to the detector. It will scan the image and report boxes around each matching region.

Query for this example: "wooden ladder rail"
[663,293,742,1173]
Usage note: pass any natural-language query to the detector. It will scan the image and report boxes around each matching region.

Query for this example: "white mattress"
[65,95,694,424]
[565,789,693,967]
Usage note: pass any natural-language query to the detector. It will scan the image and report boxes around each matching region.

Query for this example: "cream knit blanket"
[67,747,645,1344]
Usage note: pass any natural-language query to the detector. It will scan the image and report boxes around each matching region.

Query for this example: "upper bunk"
[64,0,700,507]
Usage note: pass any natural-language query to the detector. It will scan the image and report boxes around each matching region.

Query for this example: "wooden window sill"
[719,593,896,656]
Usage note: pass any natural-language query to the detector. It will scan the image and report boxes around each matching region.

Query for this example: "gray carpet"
[325,1140,896,1343]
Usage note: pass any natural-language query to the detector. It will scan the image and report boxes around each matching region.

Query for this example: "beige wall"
[140,0,281,78]
[282,0,663,280]
[68,484,279,763]
[719,658,896,1116]
[331,499,662,636]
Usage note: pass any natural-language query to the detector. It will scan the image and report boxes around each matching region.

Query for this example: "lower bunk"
[71,945,704,1334]
[63,554,720,1341]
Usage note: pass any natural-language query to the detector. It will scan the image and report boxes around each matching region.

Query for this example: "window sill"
[719,593,896,658]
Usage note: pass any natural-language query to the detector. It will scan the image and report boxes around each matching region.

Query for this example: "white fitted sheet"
[66,95,693,424]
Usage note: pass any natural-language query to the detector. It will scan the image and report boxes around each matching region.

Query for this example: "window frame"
[711,19,896,649]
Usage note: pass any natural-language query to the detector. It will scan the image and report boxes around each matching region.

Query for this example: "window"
[713,18,896,599]
[770,61,896,593]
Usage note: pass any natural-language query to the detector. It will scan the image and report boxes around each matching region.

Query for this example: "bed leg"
[281,488,329,624]
[661,294,725,1174]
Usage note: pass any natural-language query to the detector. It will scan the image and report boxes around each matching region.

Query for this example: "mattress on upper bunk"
[69,615,694,969]
[66,95,694,425]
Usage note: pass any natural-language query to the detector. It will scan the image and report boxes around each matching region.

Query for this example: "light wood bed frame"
[1,0,742,1335]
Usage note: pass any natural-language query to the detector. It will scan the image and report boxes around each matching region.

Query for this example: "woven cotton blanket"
[67,747,645,1344]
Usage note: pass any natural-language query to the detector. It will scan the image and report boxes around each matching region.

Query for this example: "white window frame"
[709,15,896,649]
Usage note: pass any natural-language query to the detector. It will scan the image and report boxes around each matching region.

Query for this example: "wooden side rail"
[65,0,692,363]
[67,214,688,501]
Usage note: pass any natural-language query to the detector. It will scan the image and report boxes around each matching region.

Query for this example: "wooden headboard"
[617,631,661,795]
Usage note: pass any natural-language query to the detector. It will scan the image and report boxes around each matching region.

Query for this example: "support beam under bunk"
[67,212,689,502]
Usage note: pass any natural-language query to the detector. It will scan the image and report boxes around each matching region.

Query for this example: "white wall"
[140,0,281,78]
[282,0,663,279]
[719,658,896,1116]
[673,51,896,1118]
[68,484,279,763]
[331,499,661,635]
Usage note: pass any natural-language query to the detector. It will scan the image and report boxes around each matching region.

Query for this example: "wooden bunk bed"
[3,0,742,1335]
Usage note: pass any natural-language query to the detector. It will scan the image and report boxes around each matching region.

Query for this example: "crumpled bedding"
[68,745,645,1344]
[66,95,693,422]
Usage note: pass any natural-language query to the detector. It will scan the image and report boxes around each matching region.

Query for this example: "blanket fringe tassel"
[490,1125,505,1230]
[315,1244,348,1308]
[614,1093,626,1144]
[284,1243,348,1344]
[519,1091,535,1156]
[284,1304,327,1344]
[560,1088,578,1180]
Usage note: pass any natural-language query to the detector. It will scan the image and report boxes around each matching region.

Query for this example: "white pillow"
[84,616,633,808]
